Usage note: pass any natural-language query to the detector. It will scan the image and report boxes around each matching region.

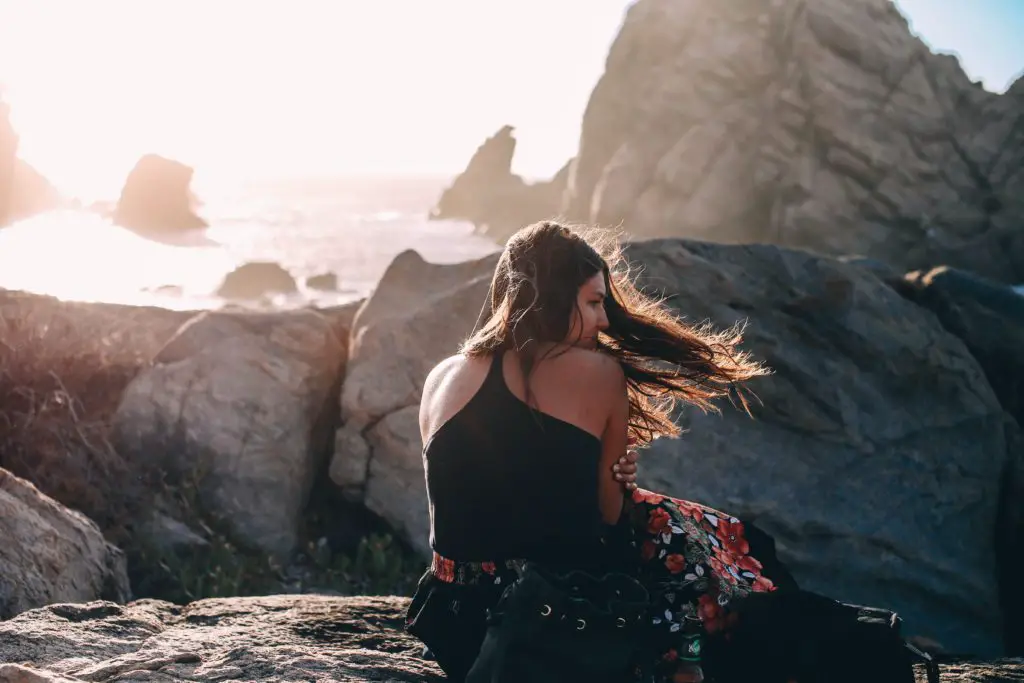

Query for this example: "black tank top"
[423,352,605,564]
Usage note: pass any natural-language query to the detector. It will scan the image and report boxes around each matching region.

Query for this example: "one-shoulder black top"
[422,351,606,565]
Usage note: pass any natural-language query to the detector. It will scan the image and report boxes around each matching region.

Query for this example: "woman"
[406,221,781,682]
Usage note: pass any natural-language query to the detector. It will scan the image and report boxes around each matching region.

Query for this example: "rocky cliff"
[443,0,1024,281]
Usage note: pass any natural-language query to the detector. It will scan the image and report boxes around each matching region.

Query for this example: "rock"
[330,249,497,537]
[625,240,1015,656]
[0,664,83,683]
[430,126,570,242]
[895,266,1024,422]
[348,249,497,338]
[0,468,131,620]
[305,272,338,291]
[0,595,1017,682]
[216,261,298,299]
[318,298,365,348]
[0,98,14,225]
[452,1,1024,281]
[338,239,1015,656]
[111,309,346,558]
[0,99,59,226]
[891,265,1024,653]
[136,510,211,555]
[113,154,207,234]
[0,596,444,682]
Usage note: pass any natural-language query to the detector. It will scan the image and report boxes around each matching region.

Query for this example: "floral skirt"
[625,488,777,681]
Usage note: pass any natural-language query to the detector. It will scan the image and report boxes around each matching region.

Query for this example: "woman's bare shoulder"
[425,352,468,385]
[552,347,626,392]
[423,353,489,397]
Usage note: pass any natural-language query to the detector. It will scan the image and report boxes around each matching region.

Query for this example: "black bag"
[703,589,939,683]
[464,563,654,683]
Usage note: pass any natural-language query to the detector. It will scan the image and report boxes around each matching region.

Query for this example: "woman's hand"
[613,448,640,491]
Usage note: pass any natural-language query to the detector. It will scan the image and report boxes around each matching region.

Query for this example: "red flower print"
[708,555,728,578]
[662,648,679,663]
[716,519,749,555]
[481,562,496,575]
[752,575,775,592]
[633,488,665,505]
[647,508,671,534]
[736,553,763,572]
[698,593,723,630]
[641,540,658,561]
[674,498,705,523]
[664,553,686,574]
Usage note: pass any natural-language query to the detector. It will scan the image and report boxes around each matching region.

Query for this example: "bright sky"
[0,0,1021,201]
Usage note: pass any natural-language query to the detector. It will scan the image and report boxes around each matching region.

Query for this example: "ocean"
[0,175,500,311]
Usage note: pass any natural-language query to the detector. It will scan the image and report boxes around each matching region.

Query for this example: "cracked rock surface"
[0,596,1021,682]
[0,596,441,682]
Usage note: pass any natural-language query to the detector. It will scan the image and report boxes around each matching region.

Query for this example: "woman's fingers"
[614,449,641,490]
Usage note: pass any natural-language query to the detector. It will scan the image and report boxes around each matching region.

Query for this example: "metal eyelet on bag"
[576,618,586,631]
[616,617,626,628]
[540,604,552,616]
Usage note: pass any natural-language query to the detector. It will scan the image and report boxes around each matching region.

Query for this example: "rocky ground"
[1,596,1021,682]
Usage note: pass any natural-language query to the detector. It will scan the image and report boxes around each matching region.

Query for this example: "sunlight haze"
[0,0,1021,202]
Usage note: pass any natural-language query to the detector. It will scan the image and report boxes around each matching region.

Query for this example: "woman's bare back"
[420,347,615,444]
[420,346,629,523]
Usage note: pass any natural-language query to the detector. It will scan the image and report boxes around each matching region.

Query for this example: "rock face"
[216,261,298,300]
[895,266,1024,424]
[622,240,1014,657]
[112,309,346,558]
[0,99,59,226]
[431,126,570,242]
[0,596,443,682]
[330,250,498,544]
[113,154,207,234]
[0,468,131,620]
[334,240,1017,656]
[562,0,1024,282]
[443,1,1024,280]
[892,266,1024,653]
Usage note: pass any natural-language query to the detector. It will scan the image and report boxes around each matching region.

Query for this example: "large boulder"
[893,266,1024,423]
[113,154,207,234]
[112,309,346,558]
[623,240,1013,656]
[891,265,1024,653]
[330,250,498,543]
[430,125,570,242]
[0,468,130,619]
[333,239,1015,656]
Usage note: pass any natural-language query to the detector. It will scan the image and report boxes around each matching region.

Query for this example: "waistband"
[430,551,523,585]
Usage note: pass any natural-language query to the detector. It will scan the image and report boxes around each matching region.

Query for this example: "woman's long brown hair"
[462,221,770,446]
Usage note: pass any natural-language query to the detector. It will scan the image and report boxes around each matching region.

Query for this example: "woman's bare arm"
[597,358,629,524]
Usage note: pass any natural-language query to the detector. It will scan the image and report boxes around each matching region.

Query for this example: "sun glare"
[0,0,636,201]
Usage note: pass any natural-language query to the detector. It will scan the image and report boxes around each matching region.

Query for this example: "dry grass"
[0,290,191,545]
[0,291,423,603]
